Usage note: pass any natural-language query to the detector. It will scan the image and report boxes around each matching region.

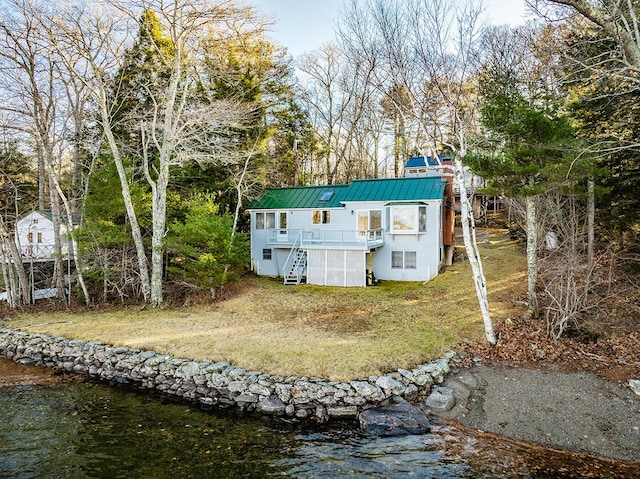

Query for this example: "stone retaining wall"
[0,326,453,421]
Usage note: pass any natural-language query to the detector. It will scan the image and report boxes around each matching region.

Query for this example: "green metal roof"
[249,177,446,210]
[341,177,445,202]
[248,184,349,209]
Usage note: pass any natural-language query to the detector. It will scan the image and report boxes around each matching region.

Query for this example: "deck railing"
[267,228,384,249]
[21,244,56,258]
[19,244,76,259]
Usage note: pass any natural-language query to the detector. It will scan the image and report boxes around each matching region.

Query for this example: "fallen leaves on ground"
[463,318,640,384]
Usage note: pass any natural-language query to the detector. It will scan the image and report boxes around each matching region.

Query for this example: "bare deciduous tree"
[0,0,94,303]
[46,0,257,307]
[339,0,496,344]
[534,0,640,69]
[298,43,379,183]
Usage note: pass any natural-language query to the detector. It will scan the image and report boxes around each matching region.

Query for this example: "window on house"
[319,190,334,202]
[391,251,417,269]
[392,205,416,231]
[262,249,272,260]
[389,205,427,233]
[312,210,331,225]
[256,212,277,230]
[391,251,404,269]
[371,210,382,230]
[266,212,275,229]
[27,232,33,243]
[405,251,417,269]
[358,209,382,237]
[419,206,427,232]
[37,232,43,243]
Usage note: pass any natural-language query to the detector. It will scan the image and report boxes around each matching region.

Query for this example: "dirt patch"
[0,358,80,388]
[465,317,640,385]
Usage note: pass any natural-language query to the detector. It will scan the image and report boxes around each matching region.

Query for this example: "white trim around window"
[388,205,427,234]
[255,212,276,230]
[391,250,417,269]
[312,209,331,225]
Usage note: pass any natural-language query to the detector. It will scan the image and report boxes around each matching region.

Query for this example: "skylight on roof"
[319,190,334,202]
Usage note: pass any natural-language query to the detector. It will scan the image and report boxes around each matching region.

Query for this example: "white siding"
[15,211,76,259]
[249,197,444,285]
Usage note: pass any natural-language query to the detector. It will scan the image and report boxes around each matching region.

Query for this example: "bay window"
[388,204,427,233]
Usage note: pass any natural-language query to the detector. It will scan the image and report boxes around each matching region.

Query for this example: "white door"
[277,211,289,242]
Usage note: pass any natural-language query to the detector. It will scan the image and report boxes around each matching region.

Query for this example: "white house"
[248,171,455,287]
[15,210,77,260]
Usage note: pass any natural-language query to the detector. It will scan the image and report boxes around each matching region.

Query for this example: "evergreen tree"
[111,9,174,150]
[166,194,249,297]
[473,26,577,318]
[266,93,320,187]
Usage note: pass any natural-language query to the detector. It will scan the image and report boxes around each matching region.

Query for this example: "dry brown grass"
[7,229,526,381]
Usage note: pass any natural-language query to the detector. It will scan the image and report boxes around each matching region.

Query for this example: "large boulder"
[425,386,456,413]
[359,397,430,436]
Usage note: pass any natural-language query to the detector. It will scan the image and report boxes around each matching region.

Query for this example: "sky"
[249,0,531,57]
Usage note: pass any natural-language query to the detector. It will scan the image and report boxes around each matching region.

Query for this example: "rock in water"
[359,397,430,436]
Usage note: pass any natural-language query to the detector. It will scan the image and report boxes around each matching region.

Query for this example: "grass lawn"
[7,229,526,381]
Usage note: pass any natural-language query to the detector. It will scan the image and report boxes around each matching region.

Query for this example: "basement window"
[391,251,417,269]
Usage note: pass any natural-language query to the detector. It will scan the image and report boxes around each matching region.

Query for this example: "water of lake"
[1,360,638,478]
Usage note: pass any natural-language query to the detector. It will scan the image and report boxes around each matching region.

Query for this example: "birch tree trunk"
[47,166,66,301]
[0,254,17,308]
[0,216,30,305]
[525,194,538,318]
[100,109,152,303]
[134,1,254,307]
[454,155,496,345]
[45,161,91,304]
[141,32,185,309]
[587,178,595,268]
[44,3,152,304]
[146,158,170,308]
